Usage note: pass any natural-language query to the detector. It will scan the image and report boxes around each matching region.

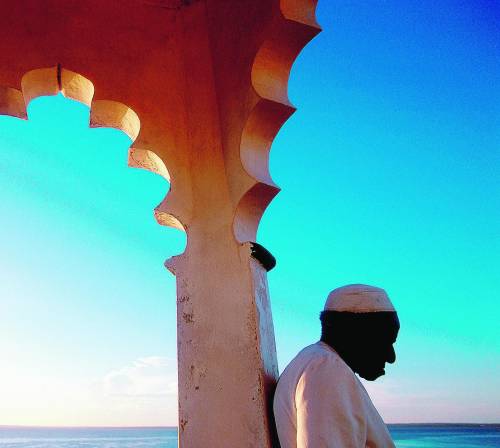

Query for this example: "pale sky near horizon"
[1,0,499,426]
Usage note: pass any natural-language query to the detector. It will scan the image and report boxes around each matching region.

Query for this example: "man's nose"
[386,345,396,364]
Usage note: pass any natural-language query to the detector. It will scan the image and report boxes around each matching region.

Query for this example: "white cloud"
[97,356,178,398]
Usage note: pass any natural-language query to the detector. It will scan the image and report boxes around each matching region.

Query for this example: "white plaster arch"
[233,0,321,244]
[0,65,185,234]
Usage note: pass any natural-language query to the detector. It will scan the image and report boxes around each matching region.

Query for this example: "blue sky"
[0,0,499,425]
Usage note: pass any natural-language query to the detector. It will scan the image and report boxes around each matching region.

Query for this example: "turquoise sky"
[1,0,499,425]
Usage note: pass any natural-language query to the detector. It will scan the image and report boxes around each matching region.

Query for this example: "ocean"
[0,424,499,447]
[389,424,500,447]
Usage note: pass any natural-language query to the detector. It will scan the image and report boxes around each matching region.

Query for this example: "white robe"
[273,341,395,448]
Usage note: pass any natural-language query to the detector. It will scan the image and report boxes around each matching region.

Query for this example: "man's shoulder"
[301,342,353,374]
[297,341,342,364]
[281,342,350,380]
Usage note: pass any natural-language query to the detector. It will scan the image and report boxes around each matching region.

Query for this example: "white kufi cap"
[324,284,395,313]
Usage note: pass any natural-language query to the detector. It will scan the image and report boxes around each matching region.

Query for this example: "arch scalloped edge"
[234,181,280,243]
[128,146,171,182]
[233,0,321,244]
[280,0,321,29]
[153,192,187,232]
[19,67,138,142]
[90,99,141,142]
[233,97,290,243]
[251,3,321,106]
[240,98,295,185]
[128,146,186,232]
[154,208,186,232]
[0,86,27,119]
[8,66,183,233]
[21,66,94,109]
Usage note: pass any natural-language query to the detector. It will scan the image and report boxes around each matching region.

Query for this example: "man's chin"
[359,368,385,381]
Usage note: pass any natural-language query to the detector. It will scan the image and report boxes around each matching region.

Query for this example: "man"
[273,284,400,447]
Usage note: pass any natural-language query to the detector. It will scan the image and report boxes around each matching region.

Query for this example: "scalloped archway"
[0,1,320,445]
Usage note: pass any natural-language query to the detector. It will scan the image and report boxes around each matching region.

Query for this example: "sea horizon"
[2,422,499,428]
[1,424,499,447]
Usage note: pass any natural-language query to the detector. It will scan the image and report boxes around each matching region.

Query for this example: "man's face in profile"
[322,311,400,381]
[350,313,400,381]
